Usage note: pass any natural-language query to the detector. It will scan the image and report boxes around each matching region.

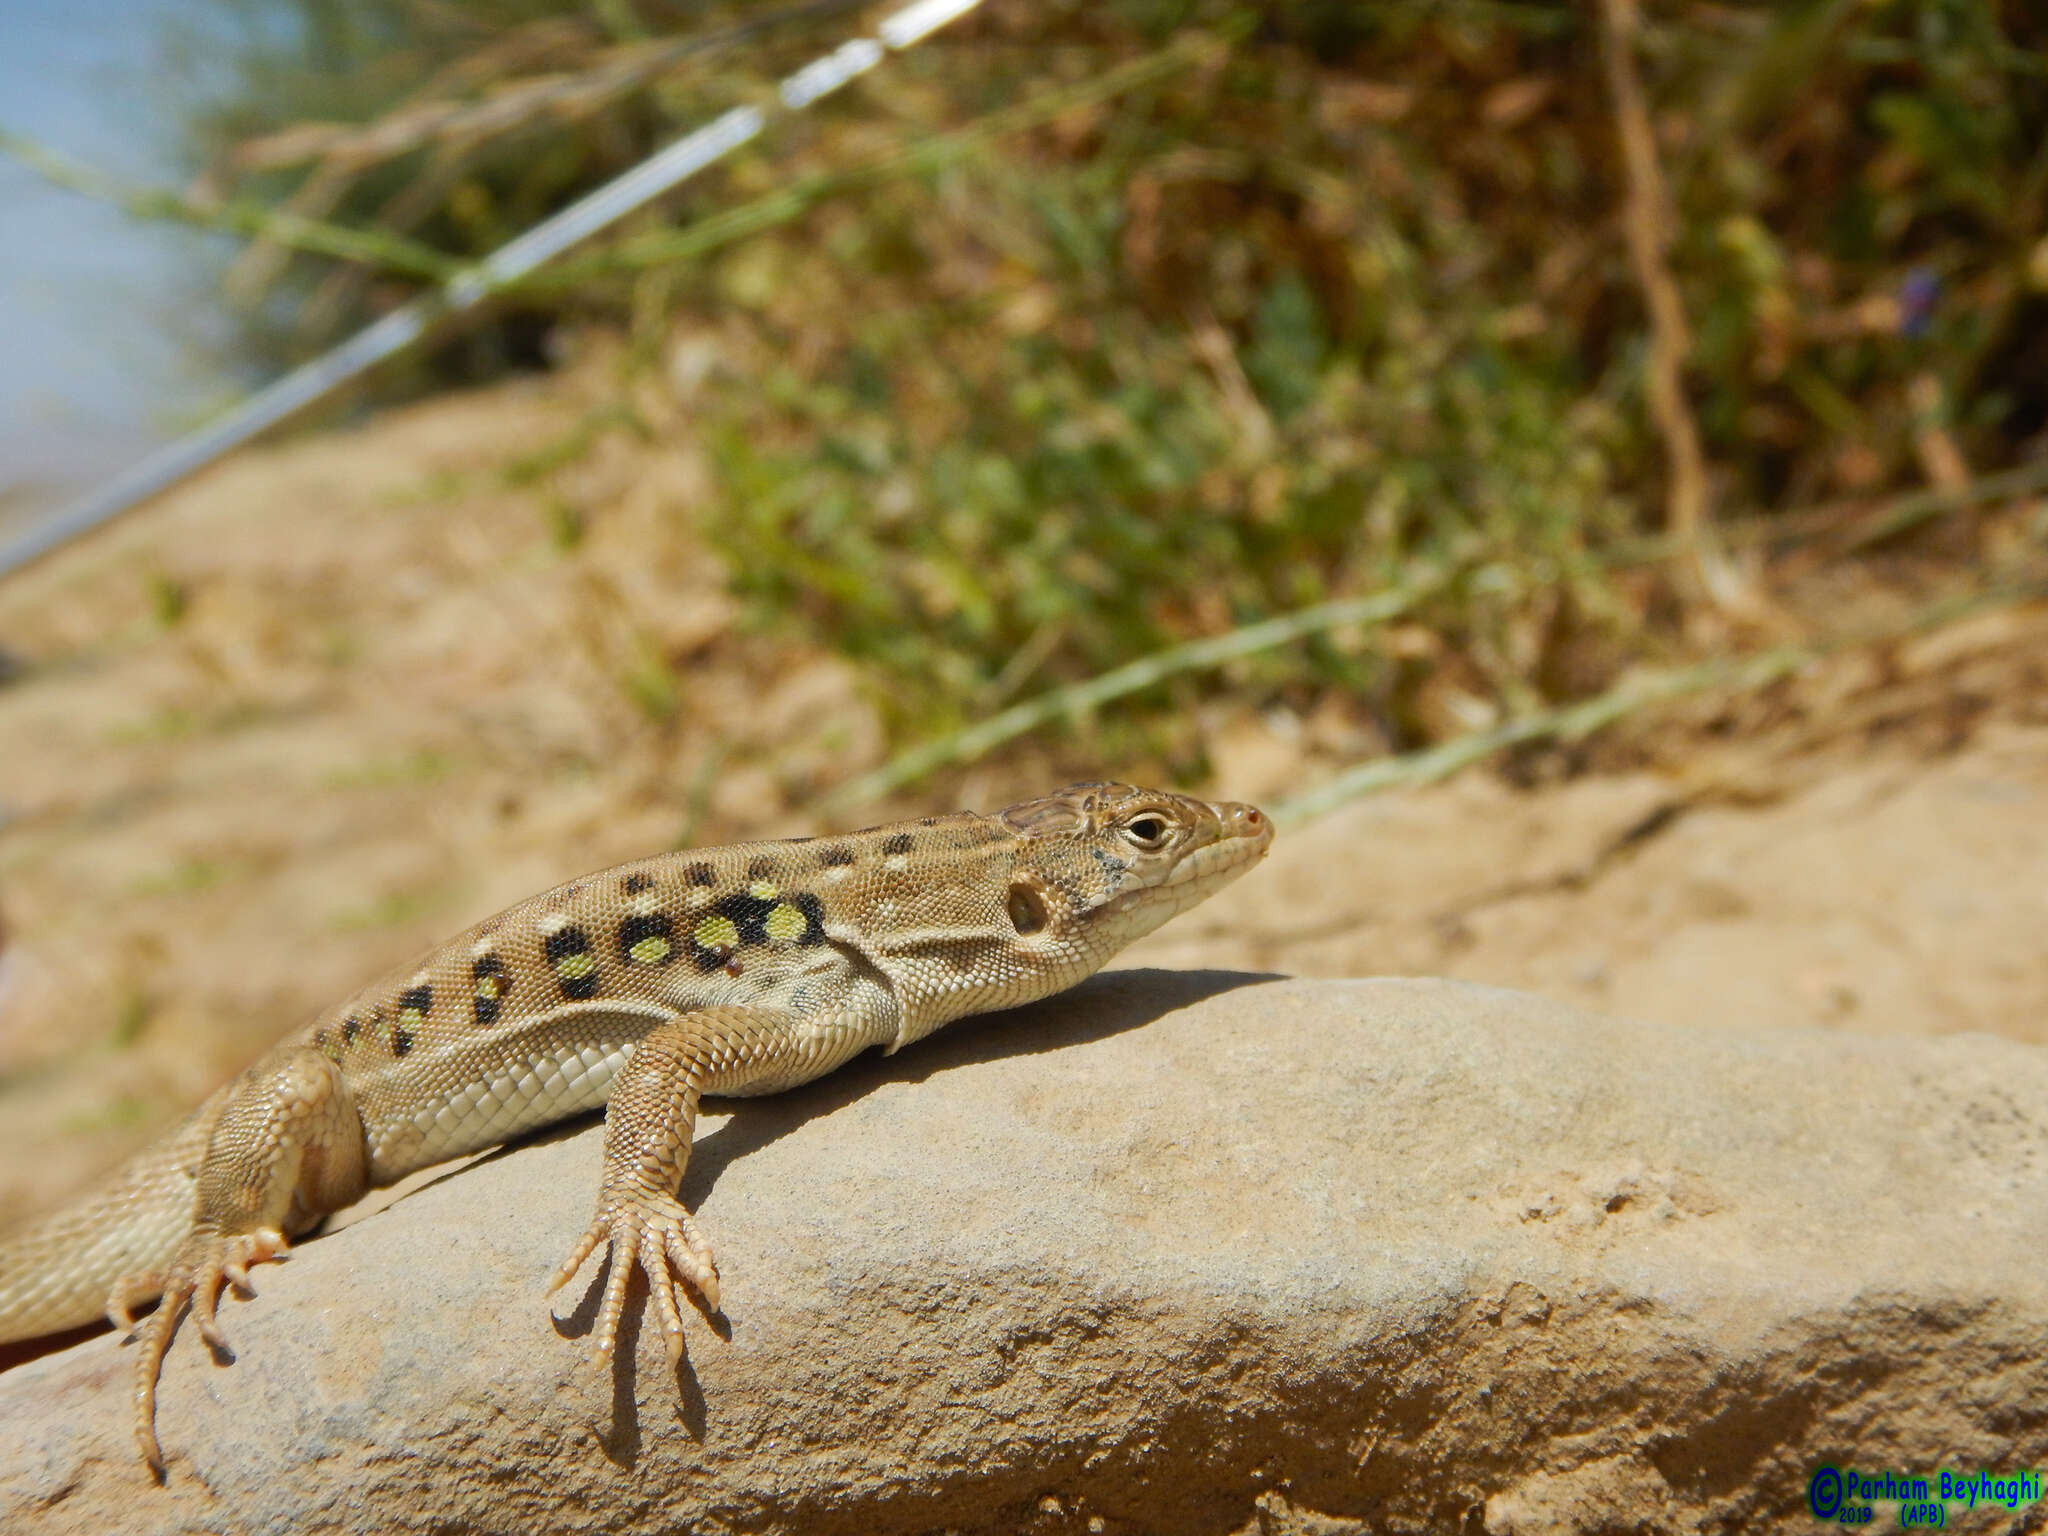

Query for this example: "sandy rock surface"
[4,973,2046,1534]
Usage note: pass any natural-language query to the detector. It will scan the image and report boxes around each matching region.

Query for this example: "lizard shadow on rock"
[522,967,1279,1202]
[536,967,1277,1468]
[682,966,1280,1202]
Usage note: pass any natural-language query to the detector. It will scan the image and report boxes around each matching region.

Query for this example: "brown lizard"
[0,781,1270,1477]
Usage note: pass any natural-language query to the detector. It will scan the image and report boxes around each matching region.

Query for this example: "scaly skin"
[0,782,1272,1477]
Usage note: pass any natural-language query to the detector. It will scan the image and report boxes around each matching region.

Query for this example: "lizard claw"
[109,1227,288,1479]
[548,1195,719,1367]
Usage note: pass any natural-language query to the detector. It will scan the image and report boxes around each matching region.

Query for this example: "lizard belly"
[359,962,899,1172]
[371,1037,635,1175]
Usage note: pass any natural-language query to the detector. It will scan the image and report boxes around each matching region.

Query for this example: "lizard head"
[997,781,1273,958]
[874,780,1273,1045]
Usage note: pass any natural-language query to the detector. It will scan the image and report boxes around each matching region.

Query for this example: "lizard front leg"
[113,1045,367,1478]
[548,1005,812,1368]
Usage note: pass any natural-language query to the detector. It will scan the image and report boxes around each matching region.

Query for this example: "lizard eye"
[1120,814,1171,850]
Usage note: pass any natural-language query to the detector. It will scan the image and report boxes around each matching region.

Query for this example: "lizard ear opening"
[1006,880,1050,936]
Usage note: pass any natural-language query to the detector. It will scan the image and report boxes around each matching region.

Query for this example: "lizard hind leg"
[115,1225,287,1478]
[110,1045,367,1479]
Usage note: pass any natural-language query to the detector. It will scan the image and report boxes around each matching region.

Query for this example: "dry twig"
[1270,572,2048,829]
[1597,0,1746,612]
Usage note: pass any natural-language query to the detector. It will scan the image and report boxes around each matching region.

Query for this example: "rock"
[3,973,2047,1534]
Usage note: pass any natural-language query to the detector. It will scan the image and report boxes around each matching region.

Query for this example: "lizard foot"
[547,1193,719,1367]
[108,1226,288,1479]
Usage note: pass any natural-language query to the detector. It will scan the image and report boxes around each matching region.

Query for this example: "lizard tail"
[0,1093,223,1342]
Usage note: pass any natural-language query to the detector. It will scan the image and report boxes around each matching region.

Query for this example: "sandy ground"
[0,366,2043,1231]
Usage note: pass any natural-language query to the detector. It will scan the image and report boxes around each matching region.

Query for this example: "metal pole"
[0,0,986,580]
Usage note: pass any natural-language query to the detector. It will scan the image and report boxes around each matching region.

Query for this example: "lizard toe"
[189,1268,232,1356]
[663,1227,719,1314]
[545,1223,606,1298]
[106,1269,167,1336]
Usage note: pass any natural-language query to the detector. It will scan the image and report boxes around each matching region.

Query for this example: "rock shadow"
[679,967,1278,1201]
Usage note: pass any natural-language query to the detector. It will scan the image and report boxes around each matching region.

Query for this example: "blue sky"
[0,0,233,510]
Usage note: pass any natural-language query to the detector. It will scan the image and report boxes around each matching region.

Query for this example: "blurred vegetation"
[147,0,2048,766]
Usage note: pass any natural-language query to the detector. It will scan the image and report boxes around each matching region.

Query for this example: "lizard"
[0,780,1271,1478]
